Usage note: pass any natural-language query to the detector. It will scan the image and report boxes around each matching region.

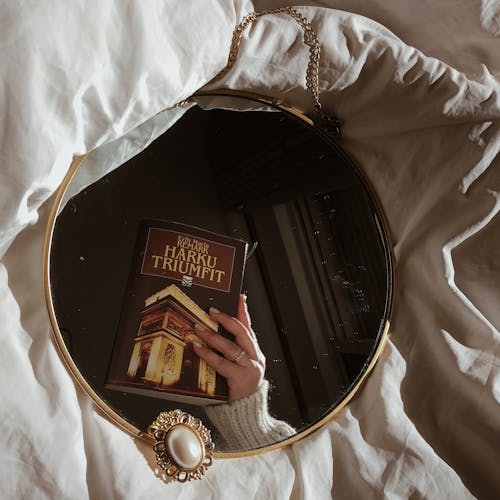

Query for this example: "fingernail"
[194,323,206,332]
[193,341,202,348]
[242,294,247,302]
[209,307,220,314]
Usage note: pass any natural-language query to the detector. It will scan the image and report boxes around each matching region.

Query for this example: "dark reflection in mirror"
[50,103,391,452]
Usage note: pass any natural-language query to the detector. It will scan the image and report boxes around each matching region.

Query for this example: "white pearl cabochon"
[166,426,204,470]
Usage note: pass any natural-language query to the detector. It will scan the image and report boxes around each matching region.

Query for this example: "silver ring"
[232,350,247,363]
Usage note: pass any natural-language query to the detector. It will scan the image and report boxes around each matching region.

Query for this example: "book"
[105,219,248,406]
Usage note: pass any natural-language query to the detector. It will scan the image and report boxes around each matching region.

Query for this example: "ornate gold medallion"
[148,410,214,482]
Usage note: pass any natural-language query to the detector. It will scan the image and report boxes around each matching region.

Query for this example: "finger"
[194,323,252,366]
[192,342,239,378]
[208,307,259,360]
[237,294,252,331]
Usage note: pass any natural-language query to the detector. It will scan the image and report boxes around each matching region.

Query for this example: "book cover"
[106,219,248,406]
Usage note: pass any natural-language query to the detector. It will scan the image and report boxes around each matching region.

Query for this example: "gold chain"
[172,7,342,136]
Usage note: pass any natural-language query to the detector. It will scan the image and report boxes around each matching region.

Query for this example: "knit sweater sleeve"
[204,380,296,451]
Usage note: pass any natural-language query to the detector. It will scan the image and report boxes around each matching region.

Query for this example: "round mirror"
[44,91,393,456]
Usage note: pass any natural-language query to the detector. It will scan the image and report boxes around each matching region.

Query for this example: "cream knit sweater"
[205,380,296,451]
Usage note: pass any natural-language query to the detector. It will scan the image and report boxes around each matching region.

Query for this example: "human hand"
[193,294,266,403]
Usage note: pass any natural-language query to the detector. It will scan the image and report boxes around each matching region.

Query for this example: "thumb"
[237,294,252,330]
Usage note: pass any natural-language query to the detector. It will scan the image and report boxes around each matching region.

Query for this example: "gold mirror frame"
[43,89,393,459]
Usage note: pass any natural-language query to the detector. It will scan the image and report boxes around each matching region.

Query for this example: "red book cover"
[106,219,248,405]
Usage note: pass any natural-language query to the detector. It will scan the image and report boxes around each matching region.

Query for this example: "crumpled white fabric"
[1,1,499,499]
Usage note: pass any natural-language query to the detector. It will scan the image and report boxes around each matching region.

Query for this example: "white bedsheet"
[1,1,499,498]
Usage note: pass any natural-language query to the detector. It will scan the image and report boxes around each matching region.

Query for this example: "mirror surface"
[48,94,392,454]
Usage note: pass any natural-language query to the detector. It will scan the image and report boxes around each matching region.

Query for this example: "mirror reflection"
[49,99,391,453]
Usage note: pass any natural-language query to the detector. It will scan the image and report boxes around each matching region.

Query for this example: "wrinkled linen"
[1,1,499,499]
